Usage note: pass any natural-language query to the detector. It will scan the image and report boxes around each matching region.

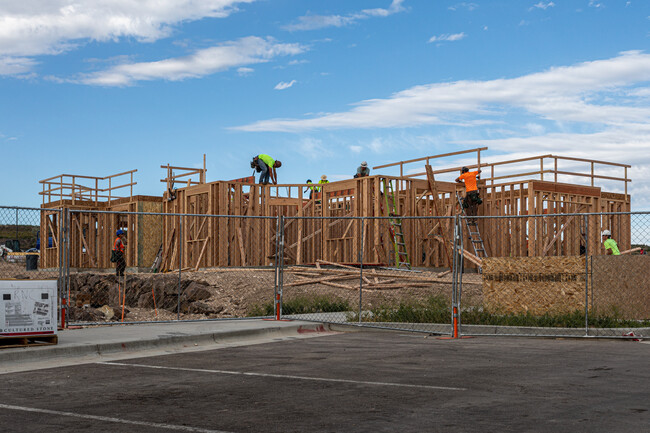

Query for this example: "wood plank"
[193,235,210,270]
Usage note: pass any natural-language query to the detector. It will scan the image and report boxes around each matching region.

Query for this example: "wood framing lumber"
[320,281,358,290]
[542,205,586,255]
[193,236,210,271]
[237,227,246,266]
[620,247,641,255]
[159,228,175,272]
[73,216,98,268]
[283,274,360,287]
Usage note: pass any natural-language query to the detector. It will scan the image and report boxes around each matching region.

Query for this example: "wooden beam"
[193,235,210,271]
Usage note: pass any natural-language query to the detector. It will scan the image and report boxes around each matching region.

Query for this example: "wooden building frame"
[39,148,632,270]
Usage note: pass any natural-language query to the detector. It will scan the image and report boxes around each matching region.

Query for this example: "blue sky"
[1,0,650,209]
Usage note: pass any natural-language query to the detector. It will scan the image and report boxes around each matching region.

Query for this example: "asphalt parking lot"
[1,331,648,432]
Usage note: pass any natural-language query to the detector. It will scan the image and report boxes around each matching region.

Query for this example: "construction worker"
[252,154,282,185]
[601,230,620,255]
[113,229,127,276]
[354,161,370,178]
[304,179,317,199]
[455,166,482,219]
[318,175,329,189]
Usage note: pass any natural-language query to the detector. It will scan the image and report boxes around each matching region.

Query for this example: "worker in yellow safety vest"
[304,179,318,199]
[251,154,282,185]
[318,175,329,191]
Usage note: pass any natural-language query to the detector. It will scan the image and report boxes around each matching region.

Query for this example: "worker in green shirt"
[252,154,282,185]
[601,230,620,255]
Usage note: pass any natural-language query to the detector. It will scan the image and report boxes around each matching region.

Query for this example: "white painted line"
[0,403,232,433]
[98,361,467,391]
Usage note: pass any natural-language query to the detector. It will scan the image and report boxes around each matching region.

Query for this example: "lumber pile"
[283,260,453,291]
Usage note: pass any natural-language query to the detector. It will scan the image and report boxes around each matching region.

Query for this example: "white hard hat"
[601,230,611,236]
[360,161,368,167]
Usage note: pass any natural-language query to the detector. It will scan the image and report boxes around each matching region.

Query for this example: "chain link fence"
[1,205,647,338]
[277,216,456,336]
[64,210,277,325]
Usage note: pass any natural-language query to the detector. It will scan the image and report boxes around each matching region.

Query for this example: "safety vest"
[113,237,124,253]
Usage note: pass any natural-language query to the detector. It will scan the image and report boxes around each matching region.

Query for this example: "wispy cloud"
[428,32,467,43]
[294,137,334,159]
[448,3,479,11]
[0,0,256,75]
[274,79,296,90]
[531,2,555,11]
[238,67,254,76]
[283,0,405,31]
[74,37,305,86]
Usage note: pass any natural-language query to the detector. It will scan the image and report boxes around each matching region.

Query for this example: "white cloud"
[234,51,650,132]
[238,67,254,76]
[294,137,334,159]
[75,37,305,86]
[283,0,405,31]
[588,1,603,8]
[428,32,467,43]
[0,56,37,75]
[349,145,363,153]
[448,3,479,11]
[524,123,546,135]
[274,79,297,90]
[0,0,256,75]
[531,2,555,10]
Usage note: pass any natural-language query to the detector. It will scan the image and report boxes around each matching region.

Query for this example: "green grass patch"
[365,296,650,328]
[248,296,351,317]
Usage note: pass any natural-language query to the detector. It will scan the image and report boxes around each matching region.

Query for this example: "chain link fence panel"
[66,211,278,325]
[278,216,455,335]
[458,213,650,338]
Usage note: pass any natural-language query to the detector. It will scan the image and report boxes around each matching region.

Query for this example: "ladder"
[456,192,488,263]
[383,179,411,269]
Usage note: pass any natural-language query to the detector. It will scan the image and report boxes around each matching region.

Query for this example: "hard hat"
[461,167,469,173]
[601,230,611,236]
[306,179,312,183]
[116,229,124,236]
[321,175,327,180]
[360,161,368,167]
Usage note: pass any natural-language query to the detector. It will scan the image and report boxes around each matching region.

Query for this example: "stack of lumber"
[283,260,452,291]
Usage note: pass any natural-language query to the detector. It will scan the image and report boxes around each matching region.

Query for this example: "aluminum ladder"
[456,192,488,264]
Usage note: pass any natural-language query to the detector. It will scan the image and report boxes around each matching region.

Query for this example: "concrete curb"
[0,322,333,364]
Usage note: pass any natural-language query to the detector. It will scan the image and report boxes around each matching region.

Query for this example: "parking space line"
[98,361,467,391]
[0,403,232,433]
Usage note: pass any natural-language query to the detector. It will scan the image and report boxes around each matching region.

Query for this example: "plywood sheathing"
[590,255,650,320]
[482,256,587,315]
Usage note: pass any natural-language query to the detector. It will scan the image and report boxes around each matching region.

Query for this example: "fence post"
[61,208,70,329]
[451,215,460,338]
[274,216,280,319]
[276,216,285,320]
[358,217,364,324]
[584,214,589,337]
[177,214,183,320]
